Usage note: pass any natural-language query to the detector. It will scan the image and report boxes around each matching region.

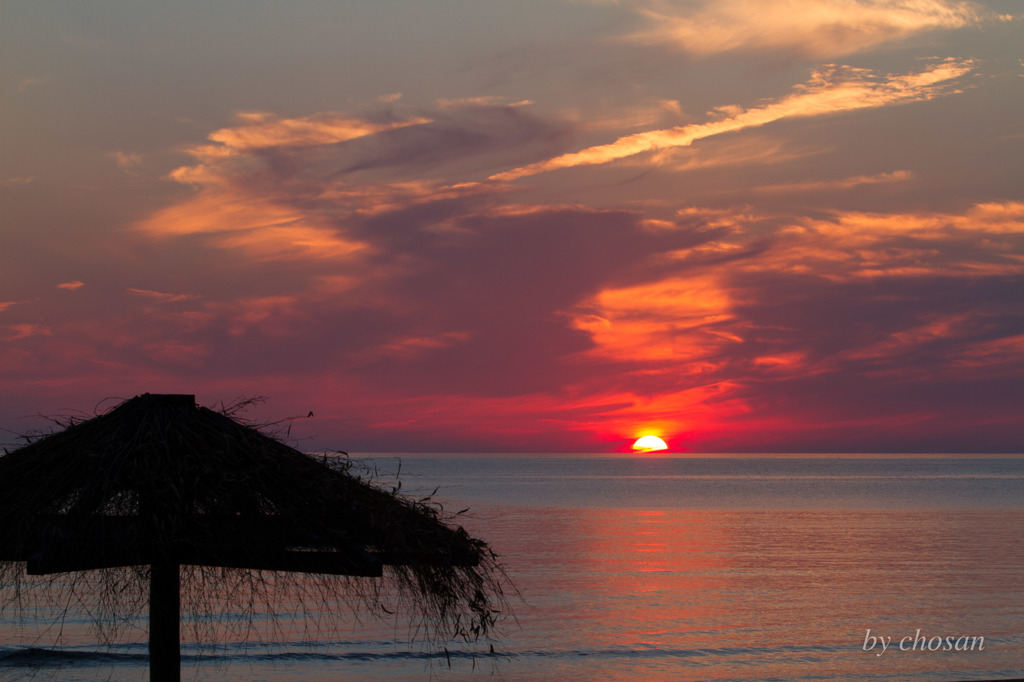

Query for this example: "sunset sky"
[2,1,1022,453]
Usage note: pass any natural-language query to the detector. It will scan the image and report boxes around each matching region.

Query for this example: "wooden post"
[149,560,181,682]
[145,394,191,681]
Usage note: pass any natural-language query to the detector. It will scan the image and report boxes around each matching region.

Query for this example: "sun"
[632,435,668,452]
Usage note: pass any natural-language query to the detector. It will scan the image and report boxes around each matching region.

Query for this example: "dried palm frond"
[0,393,510,652]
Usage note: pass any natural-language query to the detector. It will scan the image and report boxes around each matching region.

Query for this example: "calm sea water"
[2,455,1023,681]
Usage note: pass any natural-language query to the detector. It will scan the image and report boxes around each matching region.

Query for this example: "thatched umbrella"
[0,393,507,681]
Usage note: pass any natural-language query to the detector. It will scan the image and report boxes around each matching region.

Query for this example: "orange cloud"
[953,334,1024,370]
[56,280,85,290]
[622,0,989,57]
[953,201,1024,233]
[140,112,440,261]
[567,201,1024,391]
[371,331,473,360]
[111,151,143,174]
[633,135,822,175]
[563,98,688,134]
[2,323,53,341]
[318,179,494,218]
[128,288,201,303]
[136,180,369,262]
[17,76,47,92]
[645,201,1024,285]
[436,96,534,109]
[139,109,509,263]
[837,313,1024,383]
[222,295,303,337]
[569,274,737,365]
[1,176,34,187]
[201,111,430,153]
[767,201,1024,279]
[493,60,974,181]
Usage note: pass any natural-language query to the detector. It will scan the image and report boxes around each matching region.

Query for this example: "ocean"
[2,455,1023,681]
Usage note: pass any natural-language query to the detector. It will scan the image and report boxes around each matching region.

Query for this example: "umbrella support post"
[150,560,181,682]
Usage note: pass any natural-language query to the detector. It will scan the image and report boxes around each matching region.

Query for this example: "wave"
[0,640,847,668]
[0,646,148,667]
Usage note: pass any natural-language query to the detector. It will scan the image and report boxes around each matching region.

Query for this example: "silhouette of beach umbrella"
[0,394,505,682]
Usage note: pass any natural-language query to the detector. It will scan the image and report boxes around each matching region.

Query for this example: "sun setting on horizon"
[632,435,669,452]
[3,3,1023,680]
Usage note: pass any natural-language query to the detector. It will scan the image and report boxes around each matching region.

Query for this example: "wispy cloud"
[128,288,200,303]
[752,169,914,194]
[618,0,990,58]
[201,111,431,153]
[619,134,821,174]
[17,76,47,92]
[494,59,974,180]
[1,176,34,187]
[164,111,434,190]
[436,96,534,109]
[140,102,561,262]
[141,340,211,367]
[56,281,86,290]
[371,331,474,360]
[573,199,1024,365]
[111,151,143,174]
[135,180,371,261]
[2,324,53,341]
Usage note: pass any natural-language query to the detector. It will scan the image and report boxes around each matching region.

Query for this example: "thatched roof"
[0,393,507,646]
